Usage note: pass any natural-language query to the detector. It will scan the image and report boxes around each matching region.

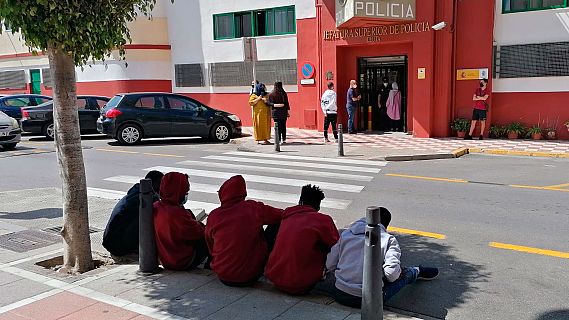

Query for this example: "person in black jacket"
[268,81,290,144]
[102,170,164,257]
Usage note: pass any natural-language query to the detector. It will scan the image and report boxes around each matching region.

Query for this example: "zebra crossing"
[87,151,387,214]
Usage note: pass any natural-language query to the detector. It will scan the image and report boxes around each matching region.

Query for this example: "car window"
[135,96,165,109]
[76,98,88,110]
[95,99,108,110]
[4,97,31,107]
[167,97,199,111]
[36,97,51,104]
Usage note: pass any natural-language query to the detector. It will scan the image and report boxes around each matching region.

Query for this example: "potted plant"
[489,125,506,139]
[527,126,543,140]
[451,118,470,138]
[546,127,557,140]
[506,122,525,139]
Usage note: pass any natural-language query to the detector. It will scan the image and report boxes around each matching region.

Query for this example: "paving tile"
[206,289,300,320]
[0,271,21,287]
[10,292,97,320]
[129,316,155,320]
[275,301,350,320]
[58,302,141,320]
[0,279,51,307]
[0,312,30,320]
[82,267,168,297]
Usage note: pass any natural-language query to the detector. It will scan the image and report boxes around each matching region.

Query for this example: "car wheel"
[2,143,17,151]
[117,124,142,145]
[210,123,231,142]
[43,123,55,140]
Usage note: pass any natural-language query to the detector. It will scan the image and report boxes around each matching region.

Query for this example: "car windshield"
[102,95,123,113]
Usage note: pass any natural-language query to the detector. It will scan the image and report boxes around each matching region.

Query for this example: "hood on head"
[218,175,247,205]
[159,172,189,205]
[348,218,367,235]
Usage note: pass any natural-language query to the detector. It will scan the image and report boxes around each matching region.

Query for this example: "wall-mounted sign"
[300,79,316,85]
[301,63,316,79]
[417,68,426,80]
[336,0,416,28]
[323,21,430,42]
[457,68,489,81]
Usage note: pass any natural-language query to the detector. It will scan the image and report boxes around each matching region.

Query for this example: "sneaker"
[417,266,439,280]
[281,141,287,144]
[464,135,472,140]
[334,139,338,143]
[324,138,331,143]
[479,136,484,140]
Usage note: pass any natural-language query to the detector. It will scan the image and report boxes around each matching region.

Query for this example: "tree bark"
[47,45,93,273]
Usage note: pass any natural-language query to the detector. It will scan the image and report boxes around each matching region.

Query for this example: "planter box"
[531,133,542,140]
[457,131,466,138]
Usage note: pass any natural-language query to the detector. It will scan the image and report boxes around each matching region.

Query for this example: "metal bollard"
[362,206,383,320]
[139,179,161,274]
[338,124,345,157]
[274,122,281,152]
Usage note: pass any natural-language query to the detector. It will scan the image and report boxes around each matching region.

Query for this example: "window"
[135,96,165,109]
[503,0,567,13]
[4,97,31,107]
[167,97,198,111]
[95,99,108,110]
[213,6,295,40]
[35,97,51,105]
[76,98,88,110]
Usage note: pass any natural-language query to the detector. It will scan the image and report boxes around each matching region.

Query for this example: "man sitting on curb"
[103,170,164,257]
[313,207,439,307]
[206,175,284,287]
[265,185,339,295]
[154,172,210,271]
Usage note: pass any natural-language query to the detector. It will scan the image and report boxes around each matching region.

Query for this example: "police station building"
[1,0,568,139]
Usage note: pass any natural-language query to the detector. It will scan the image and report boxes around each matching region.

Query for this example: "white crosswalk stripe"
[103,175,351,210]
[223,151,388,167]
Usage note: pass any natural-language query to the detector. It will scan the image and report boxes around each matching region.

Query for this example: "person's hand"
[262,97,268,102]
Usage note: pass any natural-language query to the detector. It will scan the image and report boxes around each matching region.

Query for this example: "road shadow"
[0,208,63,220]
[535,309,569,320]
[385,234,490,319]
[106,137,241,147]
[28,134,110,142]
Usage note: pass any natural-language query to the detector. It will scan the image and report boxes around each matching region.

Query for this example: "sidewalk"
[0,189,424,320]
[238,127,569,160]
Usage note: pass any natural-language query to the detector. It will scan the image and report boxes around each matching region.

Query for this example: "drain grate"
[0,230,61,253]
[42,226,103,235]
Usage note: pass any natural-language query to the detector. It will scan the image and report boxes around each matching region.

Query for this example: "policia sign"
[336,0,416,27]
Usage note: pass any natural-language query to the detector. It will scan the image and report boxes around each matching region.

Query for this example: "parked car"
[0,111,22,150]
[97,93,242,145]
[0,94,52,120]
[22,96,110,139]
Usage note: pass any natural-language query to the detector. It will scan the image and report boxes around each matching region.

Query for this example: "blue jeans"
[347,104,356,133]
[383,267,419,302]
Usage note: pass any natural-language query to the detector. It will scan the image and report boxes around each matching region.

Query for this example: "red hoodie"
[205,175,284,283]
[265,205,339,294]
[153,172,205,271]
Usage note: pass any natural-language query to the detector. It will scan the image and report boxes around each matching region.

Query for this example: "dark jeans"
[188,238,211,269]
[347,105,356,133]
[324,114,338,140]
[274,119,287,142]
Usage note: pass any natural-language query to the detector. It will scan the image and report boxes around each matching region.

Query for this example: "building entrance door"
[29,69,41,94]
[358,56,408,132]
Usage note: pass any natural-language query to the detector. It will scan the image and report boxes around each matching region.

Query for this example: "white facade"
[493,1,569,93]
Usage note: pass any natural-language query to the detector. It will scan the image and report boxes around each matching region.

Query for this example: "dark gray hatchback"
[97,93,242,145]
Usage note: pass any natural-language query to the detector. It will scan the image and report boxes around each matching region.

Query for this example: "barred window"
[0,70,26,89]
[175,64,205,87]
[496,42,569,78]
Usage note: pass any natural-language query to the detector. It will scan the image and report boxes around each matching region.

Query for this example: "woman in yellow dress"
[249,83,271,144]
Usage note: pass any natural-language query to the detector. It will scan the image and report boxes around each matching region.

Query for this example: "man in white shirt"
[321,82,338,143]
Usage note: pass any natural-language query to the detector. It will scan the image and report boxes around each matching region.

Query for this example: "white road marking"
[203,155,381,173]
[177,160,373,182]
[142,166,365,193]
[224,151,388,167]
[102,176,351,210]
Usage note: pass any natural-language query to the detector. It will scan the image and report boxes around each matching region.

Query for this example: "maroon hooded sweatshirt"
[205,175,284,284]
[153,172,205,271]
[265,205,339,294]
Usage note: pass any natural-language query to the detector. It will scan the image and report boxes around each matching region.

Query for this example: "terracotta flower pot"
[457,131,466,138]
[531,133,542,140]
[546,131,557,140]
[507,132,519,139]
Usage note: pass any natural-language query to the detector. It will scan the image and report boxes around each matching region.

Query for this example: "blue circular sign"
[301,63,315,79]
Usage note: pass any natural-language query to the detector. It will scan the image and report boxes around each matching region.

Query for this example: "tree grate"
[0,230,61,253]
[42,226,103,235]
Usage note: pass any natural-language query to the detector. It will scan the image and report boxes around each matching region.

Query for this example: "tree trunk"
[47,45,93,273]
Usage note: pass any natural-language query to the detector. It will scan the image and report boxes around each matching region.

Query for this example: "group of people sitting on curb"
[103,170,439,307]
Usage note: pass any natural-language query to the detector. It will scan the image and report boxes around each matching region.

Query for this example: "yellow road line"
[96,148,139,154]
[385,174,468,183]
[510,185,569,193]
[387,227,447,240]
[142,153,185,158]
[542,183,569,189]
[489,242,569,259]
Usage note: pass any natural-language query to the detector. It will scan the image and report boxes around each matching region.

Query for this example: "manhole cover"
[0,230,61,253]
[43,226,102,235]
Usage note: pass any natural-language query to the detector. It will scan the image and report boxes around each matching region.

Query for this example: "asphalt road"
[1,135,568,320]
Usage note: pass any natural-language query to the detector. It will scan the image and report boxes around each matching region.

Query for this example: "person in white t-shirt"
[321,82,338,143]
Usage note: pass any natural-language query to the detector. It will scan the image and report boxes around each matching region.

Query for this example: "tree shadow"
[385,234,490,319]
[106,137,234,147]
[0,208,62,220]
[534,309,569,320]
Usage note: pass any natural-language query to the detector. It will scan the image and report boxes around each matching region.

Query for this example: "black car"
[0,94,52,120]
[97,93,242,144]
[22,96,110,139]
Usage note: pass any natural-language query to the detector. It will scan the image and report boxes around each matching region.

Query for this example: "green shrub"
[506,122,526,134]
[451,118,470,132]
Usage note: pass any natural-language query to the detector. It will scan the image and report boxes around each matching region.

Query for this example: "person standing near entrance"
[466,79,490,140]
[346,80,361,134]
[268,81,290,144]
[377,77,391,131]
[321,82,338,143]
[386,82,402,132]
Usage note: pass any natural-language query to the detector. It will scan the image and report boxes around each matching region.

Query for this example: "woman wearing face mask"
[153,172,210,271]
[386,82,402,132]
[249,82,272,144]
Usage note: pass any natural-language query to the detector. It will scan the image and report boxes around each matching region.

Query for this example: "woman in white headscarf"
[386,82,402,132]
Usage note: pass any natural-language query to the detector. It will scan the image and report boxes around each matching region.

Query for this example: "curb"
[384,153,455,161]
[468,148,569,158]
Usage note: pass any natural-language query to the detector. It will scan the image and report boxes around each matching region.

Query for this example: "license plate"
[0,132,9,137]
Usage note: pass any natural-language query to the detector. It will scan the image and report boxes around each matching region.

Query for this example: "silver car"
[0,111,21,150]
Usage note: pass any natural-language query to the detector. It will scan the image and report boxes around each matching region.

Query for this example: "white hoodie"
[321,89,337,115]
[325,218,402,297]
